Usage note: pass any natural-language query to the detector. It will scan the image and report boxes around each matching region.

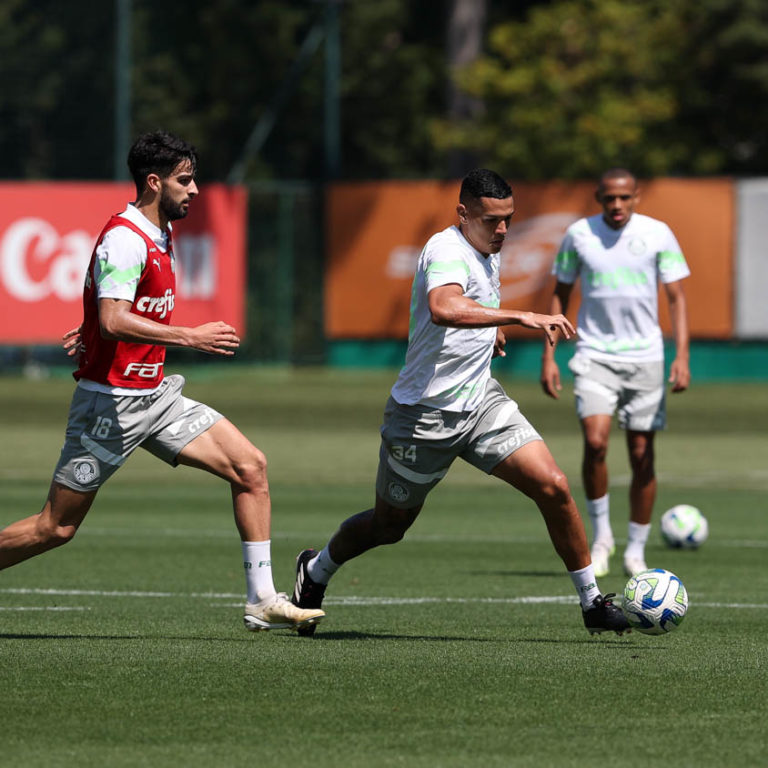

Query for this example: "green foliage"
[433,0,685,178]
[3,1,768,180]
[435,0,768,178]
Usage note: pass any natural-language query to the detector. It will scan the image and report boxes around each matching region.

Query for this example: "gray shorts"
[53,374,223,492]
[375,378,542,509]
[568,354,666,431]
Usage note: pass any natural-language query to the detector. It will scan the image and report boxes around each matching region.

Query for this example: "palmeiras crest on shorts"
[73,460,97,485]
[388,482,410,503]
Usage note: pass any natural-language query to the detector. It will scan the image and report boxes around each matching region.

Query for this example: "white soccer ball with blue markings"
[660,505,708,549]
[621,568,688,635]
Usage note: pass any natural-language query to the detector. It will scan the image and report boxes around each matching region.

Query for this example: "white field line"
[1,588,767,610]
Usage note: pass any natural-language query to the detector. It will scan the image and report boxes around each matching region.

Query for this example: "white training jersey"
[390,225,499,412]
[553,213,690,362]
[94,204,171,301]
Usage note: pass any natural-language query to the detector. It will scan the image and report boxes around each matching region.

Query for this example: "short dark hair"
[599,167,636,188]
[127,131,198,195]
[460,169,512,205]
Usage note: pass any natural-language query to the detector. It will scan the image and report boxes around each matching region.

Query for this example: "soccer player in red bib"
[0,131,323,633]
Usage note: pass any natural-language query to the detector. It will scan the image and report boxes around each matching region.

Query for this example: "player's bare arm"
[427,284,574,347]
[540,281,574,399]
[98,298,240,355]
[664,279,691,393]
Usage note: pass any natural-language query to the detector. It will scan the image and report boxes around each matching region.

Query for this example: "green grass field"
[1,367,767,767]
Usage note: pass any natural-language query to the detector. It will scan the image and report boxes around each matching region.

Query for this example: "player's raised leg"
[177,418,324,632]
[0,483,96,570]
[491,440,629,635]
[292,498,422,636]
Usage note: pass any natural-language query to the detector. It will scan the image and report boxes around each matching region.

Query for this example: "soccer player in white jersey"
[292,169,630,637]
[540,168,691,578]
[0,131,323,633]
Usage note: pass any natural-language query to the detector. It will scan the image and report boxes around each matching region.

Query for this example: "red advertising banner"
[0,183,247,343]
[326,178,734,339]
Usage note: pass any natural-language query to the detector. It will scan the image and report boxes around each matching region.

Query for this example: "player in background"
[0,130,323,633]
[292,169,630,637]
[540,168,691,578]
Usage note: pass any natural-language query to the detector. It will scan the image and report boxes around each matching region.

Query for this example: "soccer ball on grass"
[660,504,708,549]
[622,568,688,635]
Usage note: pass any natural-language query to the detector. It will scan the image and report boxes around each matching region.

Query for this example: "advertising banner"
[0,183,246,344]
[326,178,734,339]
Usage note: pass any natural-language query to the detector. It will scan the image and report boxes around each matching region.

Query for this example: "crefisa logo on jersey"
[73,460,97,485]
[388,482,410,503]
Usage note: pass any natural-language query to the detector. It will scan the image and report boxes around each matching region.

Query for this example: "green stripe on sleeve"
[425,259,470,278]
[658,251,685,271]
[555,250,578,272]
[97,259,143,289]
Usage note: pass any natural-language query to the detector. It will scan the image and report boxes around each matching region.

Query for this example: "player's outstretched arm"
[98,298,240,356]
[428,284,574,345]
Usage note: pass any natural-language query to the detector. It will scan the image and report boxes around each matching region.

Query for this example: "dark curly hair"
[127,130,198,195]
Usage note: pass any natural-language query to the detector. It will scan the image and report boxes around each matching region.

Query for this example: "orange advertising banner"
[326,178,733,339]
[0,183,247,344]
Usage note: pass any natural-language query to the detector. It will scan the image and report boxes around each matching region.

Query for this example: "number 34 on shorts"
[391,444,417,463]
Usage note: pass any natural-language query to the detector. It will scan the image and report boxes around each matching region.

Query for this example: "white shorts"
[375,378,542,509]
[53,374,223,492]
[568,354,666,432]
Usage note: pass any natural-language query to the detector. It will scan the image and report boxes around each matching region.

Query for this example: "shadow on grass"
[291,630,651,647]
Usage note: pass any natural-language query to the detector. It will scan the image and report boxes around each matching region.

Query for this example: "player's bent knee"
[233,446,269,490]
[537,469,572,506]
[39,521,79,549]
[372,506,419,545]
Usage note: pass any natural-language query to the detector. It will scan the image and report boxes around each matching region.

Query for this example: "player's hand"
[540,357,562,399]
[190,321,240,355]
[669,357,690,393]
[492,327,507,358]
[62,325,84,357]
[520,312,574,346]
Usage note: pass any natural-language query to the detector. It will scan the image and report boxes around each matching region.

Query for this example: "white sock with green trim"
[570,564,601,609]
[242,540,277,604]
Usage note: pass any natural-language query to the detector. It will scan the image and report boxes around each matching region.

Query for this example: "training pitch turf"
[1,367,766,767]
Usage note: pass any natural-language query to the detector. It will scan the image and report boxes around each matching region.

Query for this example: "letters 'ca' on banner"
[325,179,733,339]
[0,183,247,344]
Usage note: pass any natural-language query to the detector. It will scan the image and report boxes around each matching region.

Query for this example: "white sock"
[569,564,601,609]
[242,540,277,604]
[625,522,651,560]
[586,494,613,545]
[307,546,340,585]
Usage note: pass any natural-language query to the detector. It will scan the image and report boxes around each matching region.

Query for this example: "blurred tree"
[432,0,682,178]
[3,0,768,181]
[0,0,113,179]
[433,0,768,179]
[674,0,768,174]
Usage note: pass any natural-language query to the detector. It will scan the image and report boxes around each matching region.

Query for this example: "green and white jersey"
[554,213,690,362]
[391,225,499,412]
